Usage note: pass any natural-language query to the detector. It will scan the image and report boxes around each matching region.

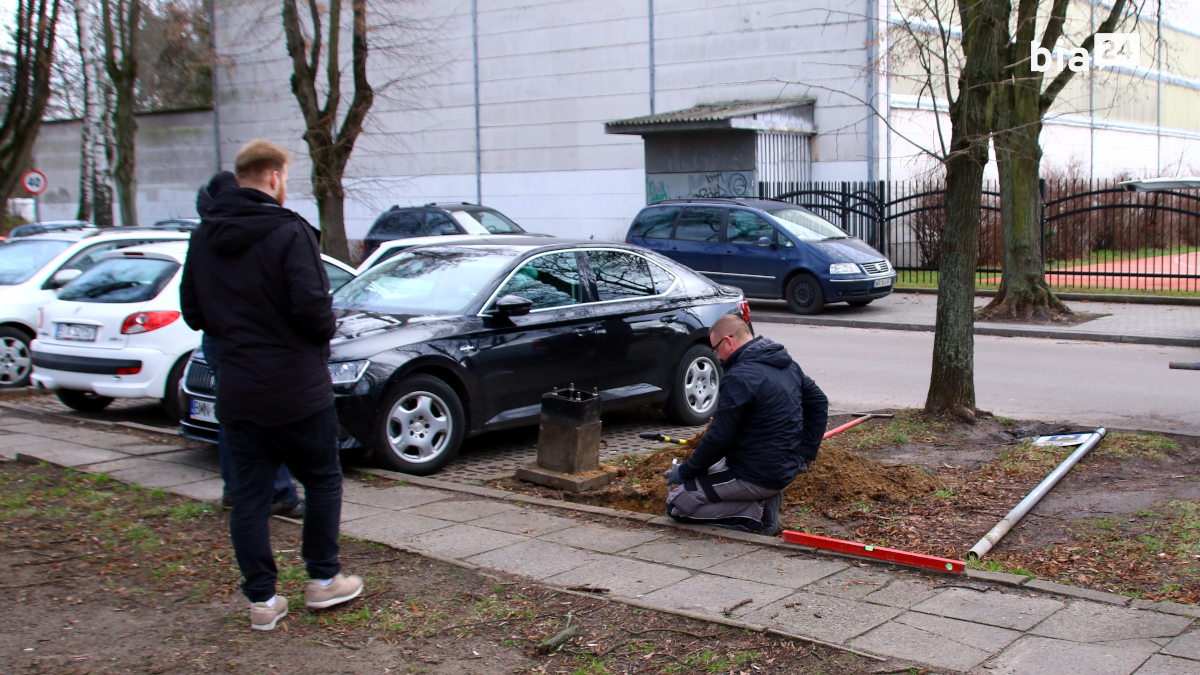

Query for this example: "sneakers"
[249,596,288,631]
[271,499,305,519]
[759,492,784,537]
[305,573,364,609]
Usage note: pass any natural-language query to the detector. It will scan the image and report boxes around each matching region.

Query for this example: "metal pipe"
[647,0,655,114]
[472,0,481,204]
[968,427,1107,560]
[823,412,894,440]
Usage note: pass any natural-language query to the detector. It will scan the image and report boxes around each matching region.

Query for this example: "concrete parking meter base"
[515,462,618,492]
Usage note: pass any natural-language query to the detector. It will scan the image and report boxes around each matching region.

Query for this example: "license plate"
[55,323,97,342]
[190,398,218,423]
[873,277,893,288]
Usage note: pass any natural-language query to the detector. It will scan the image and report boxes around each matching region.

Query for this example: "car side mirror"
[49,268,82,288]
[491,295,533,317]
[757,237,773,247]
[438,226,458,236]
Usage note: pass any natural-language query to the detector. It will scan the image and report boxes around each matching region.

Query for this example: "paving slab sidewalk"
[5,410,1200,674]
[750,294,1200,347]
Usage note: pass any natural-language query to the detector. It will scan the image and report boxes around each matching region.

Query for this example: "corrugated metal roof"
[607,100,813,127]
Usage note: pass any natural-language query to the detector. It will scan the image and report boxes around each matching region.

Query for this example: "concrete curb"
[896,286,1200,307]
[751,312,1200,348]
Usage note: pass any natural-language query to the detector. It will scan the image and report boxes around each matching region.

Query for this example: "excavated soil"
[559,427,940,515]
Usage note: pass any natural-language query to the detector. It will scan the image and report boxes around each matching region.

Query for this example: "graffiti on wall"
[646,171,756,203]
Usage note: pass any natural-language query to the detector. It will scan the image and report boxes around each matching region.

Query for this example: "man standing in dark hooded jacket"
[663,314,828,536]
[180,139,361,631]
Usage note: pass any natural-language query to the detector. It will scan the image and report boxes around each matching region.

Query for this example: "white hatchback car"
[32,241,358,420]
[0,228,193,388]
[31,242,197,419]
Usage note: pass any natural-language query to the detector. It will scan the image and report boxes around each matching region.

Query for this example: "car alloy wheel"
[684,355,718,416]
[0,335,31,386]
[386,390,452,464]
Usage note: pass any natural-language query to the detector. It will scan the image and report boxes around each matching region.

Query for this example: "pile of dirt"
[586,429,940,515]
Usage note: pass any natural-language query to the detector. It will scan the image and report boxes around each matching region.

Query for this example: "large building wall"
[212,0,876,242]
[32,109,218,224]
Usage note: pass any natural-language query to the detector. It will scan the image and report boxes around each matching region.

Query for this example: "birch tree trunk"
[100,0,139,227]
[74,0,114,226]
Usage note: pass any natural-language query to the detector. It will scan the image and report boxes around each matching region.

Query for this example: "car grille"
[185,361,216,395]
[861,260,891,274]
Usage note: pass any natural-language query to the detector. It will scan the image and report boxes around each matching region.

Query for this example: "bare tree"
[280,0,373,262]
[976,0,1134,321]
[0,0,62,226]
[99,0,139,227]
[74,0,114,226]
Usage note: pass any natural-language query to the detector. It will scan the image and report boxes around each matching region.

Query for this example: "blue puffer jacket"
[677,336,828,491]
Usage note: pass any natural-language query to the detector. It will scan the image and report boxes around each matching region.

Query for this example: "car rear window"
[0,239,73,285]
[450,209,523,234]
[370,210,427,238]
[629,207,679,238]
[58,257,180,303]
[673,207,723,242]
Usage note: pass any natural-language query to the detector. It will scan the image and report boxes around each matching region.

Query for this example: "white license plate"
[55,323,97,342]
[190,398,218,423]
[873,277,893,288]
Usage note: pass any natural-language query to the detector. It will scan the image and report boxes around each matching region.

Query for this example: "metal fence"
[761,179,1200,292]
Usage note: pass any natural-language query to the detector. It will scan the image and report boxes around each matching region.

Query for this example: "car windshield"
[0,239,74,285]
[57,257,180,303]
[333,247,519,315]
[766,208,849,241]
[450,209,524,234]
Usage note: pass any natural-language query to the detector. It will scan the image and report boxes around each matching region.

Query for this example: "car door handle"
[572,326,596,335]
[660,315,678,323]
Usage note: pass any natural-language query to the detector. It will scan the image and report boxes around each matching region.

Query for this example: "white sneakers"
[247,573,364,630]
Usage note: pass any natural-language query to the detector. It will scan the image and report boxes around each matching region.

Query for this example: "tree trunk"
[110,92,137,226]
[924,0,1004,416]
[101,0,139,227]
[315,173,350,262]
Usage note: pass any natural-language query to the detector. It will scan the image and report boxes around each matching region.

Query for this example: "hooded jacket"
[677,336,828,491]
[179,171,336,427]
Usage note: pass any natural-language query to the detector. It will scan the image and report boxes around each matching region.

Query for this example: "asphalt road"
[757,322,1200,435]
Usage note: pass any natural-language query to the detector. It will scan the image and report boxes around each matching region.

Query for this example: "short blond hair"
[234,139,291,183]
[710,314,752,341]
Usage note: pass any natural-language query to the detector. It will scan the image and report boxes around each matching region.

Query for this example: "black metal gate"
[761,179,1200,292]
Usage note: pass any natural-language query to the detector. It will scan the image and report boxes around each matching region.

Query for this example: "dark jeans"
[226,404,343,602]
[204,335,298,506]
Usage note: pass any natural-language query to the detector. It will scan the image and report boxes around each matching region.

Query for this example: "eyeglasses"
[711,335,733,349]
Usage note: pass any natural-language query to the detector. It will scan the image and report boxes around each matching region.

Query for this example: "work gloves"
[663,466,683,486]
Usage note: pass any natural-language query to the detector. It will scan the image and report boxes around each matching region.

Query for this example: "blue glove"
[664,466,683,485]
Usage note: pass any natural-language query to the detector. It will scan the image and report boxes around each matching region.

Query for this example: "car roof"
[7,230,96,243]
[87,228,192,240]
[96,240,189,263]
[645,198,801,211]
[375,233,495,250]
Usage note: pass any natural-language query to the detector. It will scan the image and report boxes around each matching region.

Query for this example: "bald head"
[709,314,753,361]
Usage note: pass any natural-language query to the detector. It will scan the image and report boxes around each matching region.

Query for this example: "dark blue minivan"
[625,198,895,314]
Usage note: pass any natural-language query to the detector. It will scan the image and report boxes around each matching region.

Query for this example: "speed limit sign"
[21,170,47,195]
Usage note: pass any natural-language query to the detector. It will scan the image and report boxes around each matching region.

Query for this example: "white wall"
[213,0,876,242]
[33,109,218,224]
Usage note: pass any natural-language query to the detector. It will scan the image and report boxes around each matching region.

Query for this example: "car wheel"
[663,344,720,426]
[56,389,114,413]
[160,354,190,422]
[373,374,465,475]
[848,299,872,307]
[0,327,33,388]
[785,273,825,315]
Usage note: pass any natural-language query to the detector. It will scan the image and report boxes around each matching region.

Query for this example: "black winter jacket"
[677,336,828,490]
[179,171,336,426]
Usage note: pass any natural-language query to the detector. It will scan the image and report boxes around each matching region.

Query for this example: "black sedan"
[182,238,748,475]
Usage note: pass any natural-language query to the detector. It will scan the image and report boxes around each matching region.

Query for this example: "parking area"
[3,392,707,484]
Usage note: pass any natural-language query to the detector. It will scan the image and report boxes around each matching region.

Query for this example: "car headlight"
[329,360,370,385]
[829,263,860,275]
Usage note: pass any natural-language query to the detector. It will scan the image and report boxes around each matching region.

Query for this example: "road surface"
[758,322,1200,434]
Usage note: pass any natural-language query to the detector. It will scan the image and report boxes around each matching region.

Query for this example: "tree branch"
[1040,0,1129,111]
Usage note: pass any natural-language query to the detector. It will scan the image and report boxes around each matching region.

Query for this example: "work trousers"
[666,459,780,532]
[226,404,343,602]
[204,335,298,507]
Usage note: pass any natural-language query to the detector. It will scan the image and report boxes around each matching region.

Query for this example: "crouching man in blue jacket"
[664,314,828,535]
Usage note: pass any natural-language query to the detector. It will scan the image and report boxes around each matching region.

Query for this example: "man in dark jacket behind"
[180,139,361,631]
[664,314,828,535]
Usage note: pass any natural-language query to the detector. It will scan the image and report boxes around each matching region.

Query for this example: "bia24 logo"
[1031,33,1140,72]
